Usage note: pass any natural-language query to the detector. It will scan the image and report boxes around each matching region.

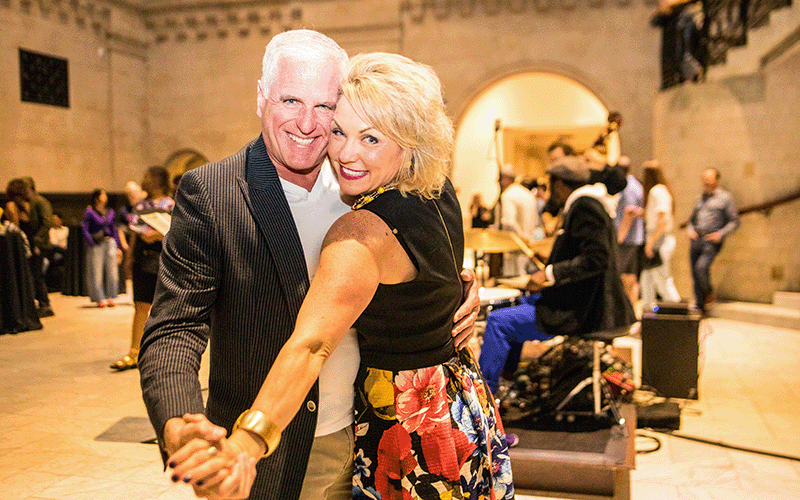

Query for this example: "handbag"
[642,251,662,270]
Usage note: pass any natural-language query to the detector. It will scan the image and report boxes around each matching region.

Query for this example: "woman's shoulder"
[328,208,389,241]
[650,183,670,198]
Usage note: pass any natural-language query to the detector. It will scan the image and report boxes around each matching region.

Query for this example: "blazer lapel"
[238,136,310,318]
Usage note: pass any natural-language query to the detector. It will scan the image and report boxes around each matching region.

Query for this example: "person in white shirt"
[496,165,542,276]
[640,161,681,308]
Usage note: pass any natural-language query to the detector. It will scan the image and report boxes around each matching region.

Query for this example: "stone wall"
[400,0,660,171]
[2,0,661,190]
[0,0,150,192]
[653,43,800,302]
[5,0,795,301]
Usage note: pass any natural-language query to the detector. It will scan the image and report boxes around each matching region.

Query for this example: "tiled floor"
[1,291,799,500]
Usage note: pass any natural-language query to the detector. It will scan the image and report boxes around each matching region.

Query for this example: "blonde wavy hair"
[339,52,454,199]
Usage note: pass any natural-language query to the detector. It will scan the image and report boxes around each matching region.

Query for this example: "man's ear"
[256,81,265,118]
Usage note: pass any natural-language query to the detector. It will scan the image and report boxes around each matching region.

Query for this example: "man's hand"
[452,268,480,350]
[704,232,722,243]
[163,414,227,457]
[526,270,547,292]
[686,227,698,240]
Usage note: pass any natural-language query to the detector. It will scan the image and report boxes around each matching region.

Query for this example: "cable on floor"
[653,430,800,462]
[634,431,662,454]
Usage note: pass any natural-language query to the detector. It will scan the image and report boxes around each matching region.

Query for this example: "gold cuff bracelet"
[233,409,281,458]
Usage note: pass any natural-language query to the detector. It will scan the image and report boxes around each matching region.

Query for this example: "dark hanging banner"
[19,48,70,108]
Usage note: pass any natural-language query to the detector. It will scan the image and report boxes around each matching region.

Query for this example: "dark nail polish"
[183,476,192,483]
[168,460,177,469]
[196,480,204,487]
[171,474,179,482]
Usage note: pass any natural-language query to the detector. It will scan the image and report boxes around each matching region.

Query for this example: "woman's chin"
[340,192,358,206]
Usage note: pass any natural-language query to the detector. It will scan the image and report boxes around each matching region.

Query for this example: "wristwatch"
[233,409,281,458]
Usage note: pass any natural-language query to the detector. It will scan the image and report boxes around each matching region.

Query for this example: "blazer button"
[306,400,317,412]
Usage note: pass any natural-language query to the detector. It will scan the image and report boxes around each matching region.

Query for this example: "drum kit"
[466,227,555,320]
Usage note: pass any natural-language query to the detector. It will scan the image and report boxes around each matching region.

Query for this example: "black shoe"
[38,306,55,318]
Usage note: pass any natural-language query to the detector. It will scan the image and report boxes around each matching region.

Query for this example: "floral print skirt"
[353,347,514,499]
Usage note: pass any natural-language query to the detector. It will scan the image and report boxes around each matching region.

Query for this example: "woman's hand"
[139,229,162,244]
[168,435,257,499]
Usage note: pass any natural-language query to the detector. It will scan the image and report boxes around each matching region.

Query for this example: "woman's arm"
[168,209,415,493]
[82,208,96,247]
[646,211,668,257]
[244,208,413,433]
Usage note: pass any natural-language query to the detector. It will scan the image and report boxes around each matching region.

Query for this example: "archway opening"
[163,149,210,193]
[453,72,608,217]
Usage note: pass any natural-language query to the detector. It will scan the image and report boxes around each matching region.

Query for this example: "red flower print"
[396,367,449,435]
[375,424,417,500]
[420,424,477,481]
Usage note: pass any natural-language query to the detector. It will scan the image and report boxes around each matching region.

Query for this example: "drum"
[478,287,522,320]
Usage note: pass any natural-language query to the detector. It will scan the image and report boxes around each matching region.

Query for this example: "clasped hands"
[164,414,257,500]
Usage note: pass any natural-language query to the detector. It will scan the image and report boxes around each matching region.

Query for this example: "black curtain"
[0,231,43,334]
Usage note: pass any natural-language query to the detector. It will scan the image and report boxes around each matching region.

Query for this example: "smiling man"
[138,30,479,500]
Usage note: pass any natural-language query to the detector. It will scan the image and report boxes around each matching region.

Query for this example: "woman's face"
[96,190,108,207]
[328,97,406,199]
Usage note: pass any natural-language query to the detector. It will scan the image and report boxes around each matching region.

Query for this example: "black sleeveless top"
[352,179,465,371]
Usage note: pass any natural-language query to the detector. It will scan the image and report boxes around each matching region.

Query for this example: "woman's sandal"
[110,355,138,371]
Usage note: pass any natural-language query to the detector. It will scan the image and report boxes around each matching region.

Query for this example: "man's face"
[702,170,718,194]
[257,55,341,178]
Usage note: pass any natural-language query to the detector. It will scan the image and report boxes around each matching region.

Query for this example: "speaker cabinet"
[641,311,702,399]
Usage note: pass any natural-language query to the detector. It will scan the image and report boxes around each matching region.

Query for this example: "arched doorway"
[452,72,608,217]
[163,149,210,191]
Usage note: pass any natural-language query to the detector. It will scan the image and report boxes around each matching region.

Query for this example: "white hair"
[260,29,348,98]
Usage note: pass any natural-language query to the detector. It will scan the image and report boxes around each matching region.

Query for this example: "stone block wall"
[653,44,800,302]
[0,1,150,192]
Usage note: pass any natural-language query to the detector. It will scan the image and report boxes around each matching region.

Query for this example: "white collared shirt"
[280,162,359,437]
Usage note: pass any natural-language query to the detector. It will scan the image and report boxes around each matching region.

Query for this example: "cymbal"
[464,228,523,253]
[529,236,555,255]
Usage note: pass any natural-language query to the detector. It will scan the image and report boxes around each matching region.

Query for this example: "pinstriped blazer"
[139,136,317,500]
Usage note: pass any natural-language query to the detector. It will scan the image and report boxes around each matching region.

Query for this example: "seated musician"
[479,156,635,393]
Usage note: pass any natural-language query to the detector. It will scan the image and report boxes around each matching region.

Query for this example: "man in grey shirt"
[686,168,739,312]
